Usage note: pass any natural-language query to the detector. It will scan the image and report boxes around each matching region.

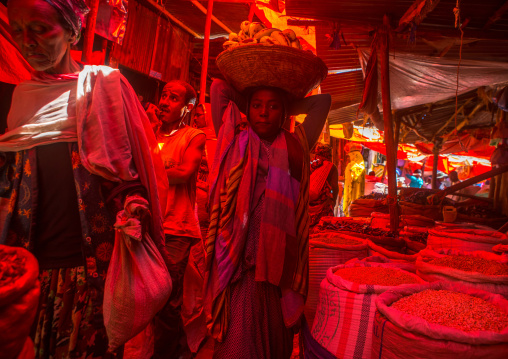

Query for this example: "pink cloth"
[2,65,168,262]
[76,66,168,248]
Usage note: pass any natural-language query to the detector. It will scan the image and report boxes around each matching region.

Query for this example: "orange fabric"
[158,126,203,238]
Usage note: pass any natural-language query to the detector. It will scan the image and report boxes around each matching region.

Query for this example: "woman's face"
[248,88,284,140]
[8,0,74,73]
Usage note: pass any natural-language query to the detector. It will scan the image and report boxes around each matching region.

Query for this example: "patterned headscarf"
[43,0,89,44]
[313,143,332,161]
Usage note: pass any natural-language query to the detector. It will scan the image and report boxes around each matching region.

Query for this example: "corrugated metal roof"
[288,0,508,143]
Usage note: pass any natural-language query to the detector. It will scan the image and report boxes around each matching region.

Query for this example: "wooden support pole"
[248,3,255,22]
[394,111,401,157]
[433,164,508,200]
[149,17,161,75]
[81,0,100,64]
[431,141,441,189]
[484,0,508,29]
[396,0,441,32]
[379,15,399,232]
[199,0,214,105]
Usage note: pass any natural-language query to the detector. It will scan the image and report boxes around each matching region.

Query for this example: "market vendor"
[0,0,168,357]
[406,169,424,188]
[203,50,331,357]
[343,142,365,216]
[309,143,338,227]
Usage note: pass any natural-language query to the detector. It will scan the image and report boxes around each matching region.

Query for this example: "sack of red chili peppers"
[304,234,369,328]
[0,244,40,359]
[427,227,508,252]
[416,248,508,298]
[311,261,424,359]
[373,282,508,359]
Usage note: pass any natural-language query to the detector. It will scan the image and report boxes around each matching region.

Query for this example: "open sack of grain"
[416,248,508,298]
[305,234,369,327]
[373,282,508,359]
[311,260,425,359]
[349,194,388,217]
[346,255,417,273]
[427,228,508,252]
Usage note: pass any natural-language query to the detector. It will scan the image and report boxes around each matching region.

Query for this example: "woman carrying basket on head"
[203,44,331,358]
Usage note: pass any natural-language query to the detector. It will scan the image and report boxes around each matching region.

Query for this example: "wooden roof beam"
[138,0,202,38]
[190,0,233,34]
[396,0,441,32]
[484,0,508,30]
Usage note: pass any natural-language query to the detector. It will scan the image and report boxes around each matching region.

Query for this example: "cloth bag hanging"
[103,195,172,351]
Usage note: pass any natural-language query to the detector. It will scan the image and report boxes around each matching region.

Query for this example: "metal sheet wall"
[111,0,192,82]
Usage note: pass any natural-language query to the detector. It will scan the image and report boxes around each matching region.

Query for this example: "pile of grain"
[335,266,420,286]
[391,289,508,332]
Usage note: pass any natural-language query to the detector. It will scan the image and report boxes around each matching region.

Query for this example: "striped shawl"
[204,101,310,341]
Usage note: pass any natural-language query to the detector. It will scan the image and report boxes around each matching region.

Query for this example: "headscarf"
[313,143,332,161]
[43,0,89,44]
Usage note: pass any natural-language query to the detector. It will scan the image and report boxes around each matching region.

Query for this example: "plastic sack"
[311,261,424,359]
[305,234,369,327]
[0,245,40,359]
[103,196,172,351]
[372,282,508,359]
[416,248,508,298]
[427,228,508,252]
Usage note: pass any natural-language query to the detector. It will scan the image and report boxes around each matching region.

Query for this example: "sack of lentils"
[373,282,508,359]
[305,235,369,328]
[346,256,417,274]
[311,261,424,359]
[0,245,40,359]
[427,228,508,252]
[416,248,508,298]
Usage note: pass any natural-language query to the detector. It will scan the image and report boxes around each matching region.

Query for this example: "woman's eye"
[252,104,260,109]
[32,25,46,33]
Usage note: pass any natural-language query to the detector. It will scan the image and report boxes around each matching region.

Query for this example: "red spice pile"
[0,247,27,287]
[313,236,362,246]
[429,255,508,276]
[335,266,420,286]
[391,289,508,332]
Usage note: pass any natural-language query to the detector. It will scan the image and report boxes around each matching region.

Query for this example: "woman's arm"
[290,94,332,149]
[210,79,248,136]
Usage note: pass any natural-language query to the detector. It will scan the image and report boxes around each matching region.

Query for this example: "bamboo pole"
[379,15,399,232]
[81,0,100,63]
[199,0,214,105]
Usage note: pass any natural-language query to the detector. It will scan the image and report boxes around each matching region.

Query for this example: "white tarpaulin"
[358,49,508,111]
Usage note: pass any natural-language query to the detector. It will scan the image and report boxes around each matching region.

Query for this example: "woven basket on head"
[216,43,328,99]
